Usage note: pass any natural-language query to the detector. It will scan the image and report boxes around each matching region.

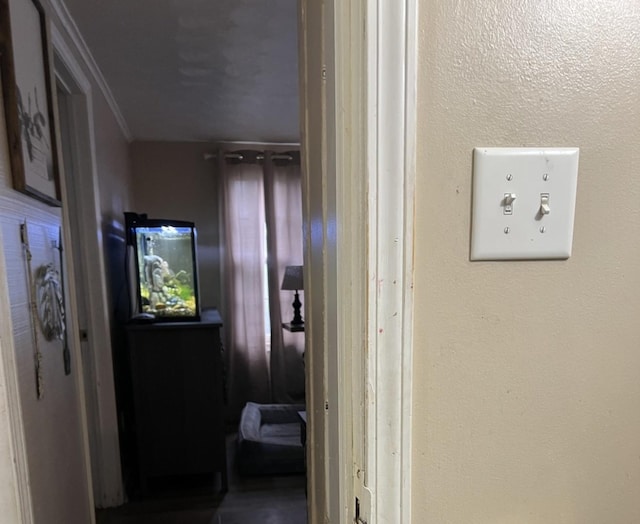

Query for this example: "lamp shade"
[281,265,303,290]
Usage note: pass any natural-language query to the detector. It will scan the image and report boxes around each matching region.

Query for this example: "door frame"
[298,0,417,522]
[51,26,125,508]
[0,0,418,517]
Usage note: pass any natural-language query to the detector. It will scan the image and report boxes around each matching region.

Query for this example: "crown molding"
[47,0,133,142]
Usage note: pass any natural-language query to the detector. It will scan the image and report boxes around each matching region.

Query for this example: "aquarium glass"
[134,225,199,319]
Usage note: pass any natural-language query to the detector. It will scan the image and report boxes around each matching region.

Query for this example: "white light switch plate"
[471,147,579,260]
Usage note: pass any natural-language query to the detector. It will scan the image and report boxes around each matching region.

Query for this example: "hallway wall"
[0,0,134,520]
[412,1,640,522]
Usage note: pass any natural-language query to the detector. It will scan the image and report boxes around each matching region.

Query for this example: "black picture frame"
[0,0,61,206]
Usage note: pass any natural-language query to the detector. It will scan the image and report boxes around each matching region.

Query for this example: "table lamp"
[281,265,304,325]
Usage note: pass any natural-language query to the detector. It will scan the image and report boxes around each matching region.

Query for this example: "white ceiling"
[62,0,300,143]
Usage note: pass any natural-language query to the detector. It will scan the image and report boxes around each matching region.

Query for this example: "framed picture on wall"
[0,0,61,206]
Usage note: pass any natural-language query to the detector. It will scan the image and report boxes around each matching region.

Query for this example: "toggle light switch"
[503,193,516,215]
[471,147,579,260]
[539,193,550,215]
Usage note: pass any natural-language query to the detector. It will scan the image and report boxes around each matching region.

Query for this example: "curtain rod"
[216,140,299,147]
[204,152,296,161]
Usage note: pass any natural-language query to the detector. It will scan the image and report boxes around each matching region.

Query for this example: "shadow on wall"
[102,217,137,490]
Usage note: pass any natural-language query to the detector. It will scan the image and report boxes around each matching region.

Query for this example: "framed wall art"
[0,0,61,206]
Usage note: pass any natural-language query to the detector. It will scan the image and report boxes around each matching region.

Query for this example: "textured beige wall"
[412,1,640,522]
[130,142,222,309]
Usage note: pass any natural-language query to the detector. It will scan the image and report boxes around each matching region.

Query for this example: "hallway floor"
[96,436,307,524]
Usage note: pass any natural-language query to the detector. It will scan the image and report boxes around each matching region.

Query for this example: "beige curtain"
[221,153,271,418]
[264,152,305,403]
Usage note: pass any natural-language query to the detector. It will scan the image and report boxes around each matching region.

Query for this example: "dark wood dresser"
[126,308,227,494]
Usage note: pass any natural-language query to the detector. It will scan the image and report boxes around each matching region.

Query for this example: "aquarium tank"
[125,213,200,321]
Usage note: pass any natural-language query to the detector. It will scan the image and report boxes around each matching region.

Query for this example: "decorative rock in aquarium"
[141,253,195,316]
